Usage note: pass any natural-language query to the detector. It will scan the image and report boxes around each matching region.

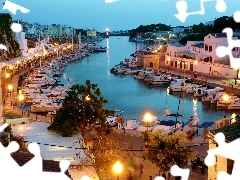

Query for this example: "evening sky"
[1,0,240,31]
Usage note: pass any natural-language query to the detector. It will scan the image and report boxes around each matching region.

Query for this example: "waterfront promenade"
[3,64,209,180]
[3,41,236,179]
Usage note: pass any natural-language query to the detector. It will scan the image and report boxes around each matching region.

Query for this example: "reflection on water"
[60,36,237,124]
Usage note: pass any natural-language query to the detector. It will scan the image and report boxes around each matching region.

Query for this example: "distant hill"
[129,23,171,39]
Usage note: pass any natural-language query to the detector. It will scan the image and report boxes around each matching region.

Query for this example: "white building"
[172,26,191,33]
[15,32,28,56]
[15,31,49,56]
[165,33,239,78]
[205,21,214,26]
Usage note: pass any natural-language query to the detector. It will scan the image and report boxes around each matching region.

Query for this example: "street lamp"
[144,112,152,132]
[84,95,91,120]
[18,91,24,114]
[5,72,10,79]
[223,94,229,118]
[113,161,123,180]
[7,84,13,97]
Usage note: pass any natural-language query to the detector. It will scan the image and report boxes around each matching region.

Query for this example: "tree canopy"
[47,80,114,137]
[179,16,240,45]
[143,130,196,173]
[129,23,171,39]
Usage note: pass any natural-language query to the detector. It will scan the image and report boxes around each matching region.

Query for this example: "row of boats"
[111,60,240,110]
[20,49,94,113]
[106,114,193,134]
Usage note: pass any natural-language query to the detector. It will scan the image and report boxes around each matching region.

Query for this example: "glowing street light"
[144,112,152,132]
[7,84,13,97]
[5,73,10,78]
[84,95,91,120]
[18,92,24,114]
[113,161,123,180]
[223,94,229,118]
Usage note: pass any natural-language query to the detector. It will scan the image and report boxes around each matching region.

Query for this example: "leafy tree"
[129,23,171,39]
[48,80,114,137]
[74,133,120,179]
[0,13,21,61]
[143,130,196,178]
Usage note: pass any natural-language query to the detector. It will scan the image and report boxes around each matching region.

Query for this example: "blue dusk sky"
[1,0,240,32]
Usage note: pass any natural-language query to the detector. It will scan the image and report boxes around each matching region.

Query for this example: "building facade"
[137,51,160,70]
[165,33,239,78]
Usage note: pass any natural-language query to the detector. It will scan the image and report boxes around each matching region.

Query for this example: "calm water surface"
[60,36,233,125]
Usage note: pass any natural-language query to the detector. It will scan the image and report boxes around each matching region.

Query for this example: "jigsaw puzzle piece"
[0,141,20,177]
[234,11,240,23]
[39,160,71,180]
[0,123,9,132]
[11,23,22,33]
[21,142,43,177]
[154,176,165,180]
[216,28,240,68]
[174,0,188,23]
[2,0,30,15]
[170,165,190,180]
[217,171,234,180]
[0,44,7,51]
[215,0,227,13]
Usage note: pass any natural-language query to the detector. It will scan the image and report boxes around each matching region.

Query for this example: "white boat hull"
[30,103,62,113]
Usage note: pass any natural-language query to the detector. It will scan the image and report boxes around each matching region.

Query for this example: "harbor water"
[60,36,234,125]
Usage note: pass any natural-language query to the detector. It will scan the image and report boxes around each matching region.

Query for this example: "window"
[205,44,208,51]
[209,46,212,52]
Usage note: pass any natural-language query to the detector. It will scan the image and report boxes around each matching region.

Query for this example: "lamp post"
[84,95,91,120]
[144,112,152,132]
[7,84,13,97]
[18,91,24,115]
[113,161,123,180]
[223,94,229,118]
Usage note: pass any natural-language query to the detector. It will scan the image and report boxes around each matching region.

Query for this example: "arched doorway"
[150,62,153,68]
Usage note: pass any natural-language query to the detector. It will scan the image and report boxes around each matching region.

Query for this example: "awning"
[196,122,214,128]
[200,54,210,58]
[177,51,198,56]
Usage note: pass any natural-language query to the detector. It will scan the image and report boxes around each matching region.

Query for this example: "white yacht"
[30,100,63,113]
[168,79,189,92]
[148,74,171,85]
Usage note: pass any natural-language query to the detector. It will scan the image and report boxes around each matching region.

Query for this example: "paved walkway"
[111,127,208,180]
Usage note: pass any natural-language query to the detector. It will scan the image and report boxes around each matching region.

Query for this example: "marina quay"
[1,4,240,180]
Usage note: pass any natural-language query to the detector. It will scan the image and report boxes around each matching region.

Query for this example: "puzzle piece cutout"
[1,0,30,50]
[175,0,227,23]
[205,132,240,180]
[233,11,240,23]
[216,27,240,69]
[105,0,120,3]
[3,0,30,15]
[0,124,71,180]
[154,177,165,180]
[154,165,190,180]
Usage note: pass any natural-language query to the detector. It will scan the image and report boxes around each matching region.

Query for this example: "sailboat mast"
[72,30,73,52]
[78,32,81,50]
